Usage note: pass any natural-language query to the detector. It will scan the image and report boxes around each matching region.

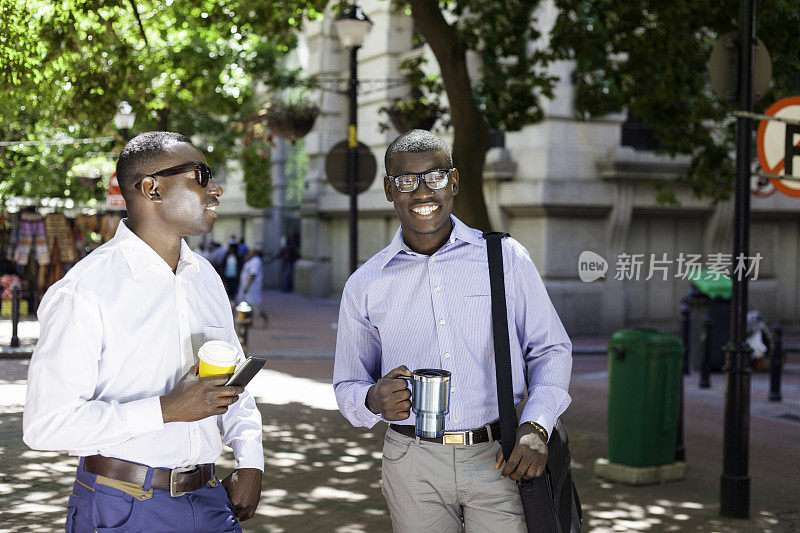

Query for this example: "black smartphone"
[225,356,267,387]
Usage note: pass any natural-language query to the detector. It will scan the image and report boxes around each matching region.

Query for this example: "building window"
[621,114,663,152]
[488,128,505,149]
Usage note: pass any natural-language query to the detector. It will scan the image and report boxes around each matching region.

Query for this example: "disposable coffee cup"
[198,340,239,377]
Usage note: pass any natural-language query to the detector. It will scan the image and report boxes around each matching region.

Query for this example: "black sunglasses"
[135,162,213,189]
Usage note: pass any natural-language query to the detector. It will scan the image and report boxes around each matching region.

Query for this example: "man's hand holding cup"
[160,341,243,423]
[366,366,414,420]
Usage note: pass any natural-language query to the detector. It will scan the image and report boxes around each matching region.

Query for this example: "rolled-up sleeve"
[511,243,572,438]
[333,281,383,429]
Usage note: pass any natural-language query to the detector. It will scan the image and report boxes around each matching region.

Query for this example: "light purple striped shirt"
[333,216,572,436]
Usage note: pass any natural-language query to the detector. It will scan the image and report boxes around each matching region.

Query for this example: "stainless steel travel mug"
[403,369,452,438]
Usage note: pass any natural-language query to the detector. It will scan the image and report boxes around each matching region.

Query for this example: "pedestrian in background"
[223,243,240,300]
[278,233,299,292]
[237,237,249,261]
[236,247,268,326]
[212,240,226,273]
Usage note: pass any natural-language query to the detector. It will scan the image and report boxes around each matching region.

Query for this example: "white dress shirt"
[333,216,572,436]
[23,220,264,471]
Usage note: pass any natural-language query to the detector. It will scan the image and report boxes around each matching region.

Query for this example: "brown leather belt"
[83,455,214,497]
[389,421,501,445]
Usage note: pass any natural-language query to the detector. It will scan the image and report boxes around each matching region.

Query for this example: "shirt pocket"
[455,293,493,355]
[203,325,227,343]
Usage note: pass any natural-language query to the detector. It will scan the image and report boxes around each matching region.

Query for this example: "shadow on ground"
[565,419,798,533]
[0,401,390,533]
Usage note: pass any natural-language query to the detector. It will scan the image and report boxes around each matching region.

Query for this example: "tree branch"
[128,0,149,48]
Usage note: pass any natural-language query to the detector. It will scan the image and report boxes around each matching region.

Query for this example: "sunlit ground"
[1,359,798,532]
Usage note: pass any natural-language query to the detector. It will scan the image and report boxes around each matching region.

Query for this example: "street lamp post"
[334,3,372,274]
[114,101,136,142]
[720,0,755,519]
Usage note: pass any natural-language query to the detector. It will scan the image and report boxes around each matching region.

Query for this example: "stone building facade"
[293,0,800,335]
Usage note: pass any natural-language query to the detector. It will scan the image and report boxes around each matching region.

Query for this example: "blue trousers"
[66,458,242,533]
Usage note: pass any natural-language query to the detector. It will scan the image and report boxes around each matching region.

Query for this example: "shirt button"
[431,257,436,262]
[453,418,459,424]
[435,286,441,292]
[439,319,445,325]
[444,352,450,358]
[451,386,455,394]
[371,417,377,422]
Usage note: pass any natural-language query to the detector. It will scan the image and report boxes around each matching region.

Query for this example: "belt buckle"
[443,430,471,446]
[170,466,198,497]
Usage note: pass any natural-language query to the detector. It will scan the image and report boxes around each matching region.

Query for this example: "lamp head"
[114,100,136,131]
[334,3,373,49]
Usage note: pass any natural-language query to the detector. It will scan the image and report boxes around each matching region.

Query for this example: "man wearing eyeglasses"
[24,132,263,532]
[333,130,572,532]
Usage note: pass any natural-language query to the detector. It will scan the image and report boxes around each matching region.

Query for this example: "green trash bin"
[607,329,683,467]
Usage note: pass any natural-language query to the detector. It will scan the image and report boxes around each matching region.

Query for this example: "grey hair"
[385,129,453,174]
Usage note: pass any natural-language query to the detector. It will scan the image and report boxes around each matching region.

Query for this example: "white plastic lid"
[198,340,239,367]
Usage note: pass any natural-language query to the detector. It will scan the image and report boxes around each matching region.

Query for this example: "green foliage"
[378,56,448,133]
[550,0,800,203]
[0,0,327,201]
[388,0,555,132]
[241,142,272,209]
[68,156,116,182]
[444,0,556,131]
[286,140,309,207]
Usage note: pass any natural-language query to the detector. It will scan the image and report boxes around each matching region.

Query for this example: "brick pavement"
[1,289,798,531]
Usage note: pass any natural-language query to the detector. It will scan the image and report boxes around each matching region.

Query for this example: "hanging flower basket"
[380,99,445,133]
[265,99,320,143]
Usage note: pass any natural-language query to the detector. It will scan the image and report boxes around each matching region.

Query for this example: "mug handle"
[398,375,413,394]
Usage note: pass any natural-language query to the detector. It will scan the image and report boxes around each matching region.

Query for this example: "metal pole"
[768,323,783,402]
[681,300,691,376]
[720,0,754,519]
[10,285,21,348]
[700,314,712,389]
[676,301,690,462]
[348,46,359,274]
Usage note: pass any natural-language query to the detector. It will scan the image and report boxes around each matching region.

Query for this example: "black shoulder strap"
[483,231,517,461]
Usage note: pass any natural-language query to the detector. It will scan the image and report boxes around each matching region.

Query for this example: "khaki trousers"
[381,427,526,533]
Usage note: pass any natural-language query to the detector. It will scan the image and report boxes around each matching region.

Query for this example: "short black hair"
[116,131,193,203]
[385,129,453,174]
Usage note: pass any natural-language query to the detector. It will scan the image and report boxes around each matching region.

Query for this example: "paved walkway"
[1,290,798,532]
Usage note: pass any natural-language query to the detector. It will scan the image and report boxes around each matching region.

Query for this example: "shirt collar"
[378,215,482,269]
[115,219,199,278]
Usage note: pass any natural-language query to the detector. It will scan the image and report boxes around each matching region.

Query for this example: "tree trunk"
[407,0,491,231]
[157,108,170,131]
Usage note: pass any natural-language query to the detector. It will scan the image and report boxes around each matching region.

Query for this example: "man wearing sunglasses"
[333,130,572,532]
[24,132,263,532]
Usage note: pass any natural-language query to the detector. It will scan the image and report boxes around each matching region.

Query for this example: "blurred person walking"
[236,248,268,326]
[222,243,240,300]
[277,234,299,292]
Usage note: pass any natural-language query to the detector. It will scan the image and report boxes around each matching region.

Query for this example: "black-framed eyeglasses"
[135,162,213,190]
[386,168,454,193]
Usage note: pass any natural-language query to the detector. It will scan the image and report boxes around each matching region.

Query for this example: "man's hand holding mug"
[366,366,414,420]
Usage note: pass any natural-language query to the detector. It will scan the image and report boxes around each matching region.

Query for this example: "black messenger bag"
[484,231,582,533]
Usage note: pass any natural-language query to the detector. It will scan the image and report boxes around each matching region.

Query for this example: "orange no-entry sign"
[756,96,800,198]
